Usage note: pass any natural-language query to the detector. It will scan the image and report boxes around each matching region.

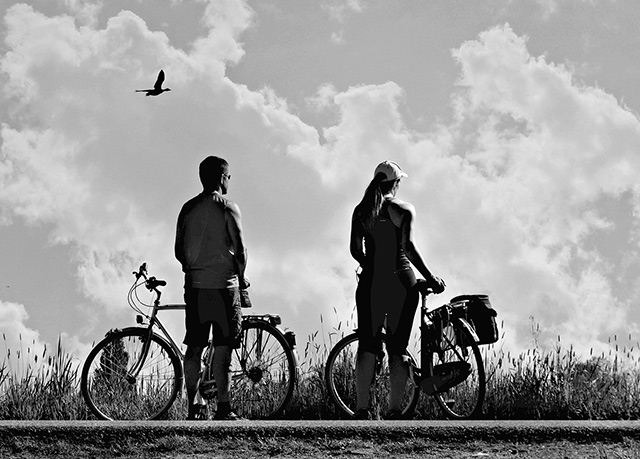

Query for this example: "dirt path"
[1,420,639,458]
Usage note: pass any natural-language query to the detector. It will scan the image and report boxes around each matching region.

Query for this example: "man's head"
[199,156,231,194]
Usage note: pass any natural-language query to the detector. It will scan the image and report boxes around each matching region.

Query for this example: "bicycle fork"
[124,326,155,384]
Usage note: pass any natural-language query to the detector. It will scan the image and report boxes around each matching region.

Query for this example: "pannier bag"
[450,294,498,345]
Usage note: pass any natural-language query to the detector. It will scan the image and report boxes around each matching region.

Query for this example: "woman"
[350,160,446,420]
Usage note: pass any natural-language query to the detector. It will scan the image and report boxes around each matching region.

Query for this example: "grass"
[2,317,640,420]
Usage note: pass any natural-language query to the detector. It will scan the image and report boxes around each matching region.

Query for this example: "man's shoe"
[213,408,243,420]
[187,403,208,420]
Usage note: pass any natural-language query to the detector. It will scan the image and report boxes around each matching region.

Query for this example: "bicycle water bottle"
[422,314,436,339]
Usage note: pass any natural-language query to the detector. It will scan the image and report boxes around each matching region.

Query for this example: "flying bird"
[136,69,171,96]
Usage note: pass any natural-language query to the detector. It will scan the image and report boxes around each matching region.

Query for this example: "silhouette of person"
[350,160,445,419]
[175,156,248,420]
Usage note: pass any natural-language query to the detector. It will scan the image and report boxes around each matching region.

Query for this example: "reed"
[0,334,90,420]
[2,319,640,420]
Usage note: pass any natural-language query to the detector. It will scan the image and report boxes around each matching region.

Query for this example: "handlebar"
[415,279,435,296]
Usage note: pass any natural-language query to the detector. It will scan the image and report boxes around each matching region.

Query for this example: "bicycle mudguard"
[453,317,480,344]
[116,326,181,361]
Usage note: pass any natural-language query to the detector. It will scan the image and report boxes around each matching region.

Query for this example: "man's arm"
[174,209,187,270]
[226,201,248,288]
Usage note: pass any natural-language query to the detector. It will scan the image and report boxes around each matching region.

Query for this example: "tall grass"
[2,320,640,420]
[0,334,90,420]
[482,334,640,420]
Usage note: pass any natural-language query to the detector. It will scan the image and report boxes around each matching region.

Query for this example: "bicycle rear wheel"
[325,332,420,419]
[431,319,485,419]
[81,328,182,420]
[207,320,296,419]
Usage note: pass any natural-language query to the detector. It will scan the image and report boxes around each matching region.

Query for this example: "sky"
[1,0,640,371]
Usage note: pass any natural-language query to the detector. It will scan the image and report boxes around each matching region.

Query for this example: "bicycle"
[81,263,298,420]
[325,280,488,420]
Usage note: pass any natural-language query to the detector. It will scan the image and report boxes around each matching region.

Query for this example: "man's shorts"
[183,286,242,349]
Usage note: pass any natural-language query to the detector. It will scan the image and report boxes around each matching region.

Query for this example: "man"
[175,156,248,420]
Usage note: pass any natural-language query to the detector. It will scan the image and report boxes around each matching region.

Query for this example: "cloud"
[322,0,363,23]
[292,81,411,187]
[0,301,46,375]
[321,0,364,44]
[0,1,323,340]
[294,23,640,354]
[438,24,640,351]
[60,0,102,26]
[0,300,90,378]
[1,0,639,362]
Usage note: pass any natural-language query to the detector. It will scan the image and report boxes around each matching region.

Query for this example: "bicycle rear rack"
[245,314,297,349]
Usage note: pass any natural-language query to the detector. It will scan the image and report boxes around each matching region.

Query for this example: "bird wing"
[154,70,165,91]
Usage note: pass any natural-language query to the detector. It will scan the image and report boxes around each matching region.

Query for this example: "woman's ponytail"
[355,172,387,233]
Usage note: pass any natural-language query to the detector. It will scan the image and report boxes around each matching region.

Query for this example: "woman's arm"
[350,210,367,267]
[392,201,445,291]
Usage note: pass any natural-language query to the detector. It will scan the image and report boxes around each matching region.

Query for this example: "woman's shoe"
[386,409,405,420]
[353,408,372,420]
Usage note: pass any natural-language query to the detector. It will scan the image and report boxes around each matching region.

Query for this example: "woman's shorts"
[356,268,418,356]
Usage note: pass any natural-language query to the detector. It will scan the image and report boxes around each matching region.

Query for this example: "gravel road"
[2,420,639,458]
[1,419,639,443]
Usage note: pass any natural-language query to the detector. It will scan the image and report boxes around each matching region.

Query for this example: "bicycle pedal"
[199,380,217,399]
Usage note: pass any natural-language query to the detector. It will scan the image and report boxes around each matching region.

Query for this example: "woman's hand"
[430,276,446,294]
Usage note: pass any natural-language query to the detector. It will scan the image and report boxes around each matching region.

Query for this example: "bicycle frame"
[125,282,294,385]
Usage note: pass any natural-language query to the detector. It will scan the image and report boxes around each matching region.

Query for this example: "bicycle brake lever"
[134,263,148,280]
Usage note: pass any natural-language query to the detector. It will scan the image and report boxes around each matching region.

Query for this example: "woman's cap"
[374,160,408,182]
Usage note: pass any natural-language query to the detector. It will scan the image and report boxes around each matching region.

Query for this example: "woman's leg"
[356,349,376,411]
[354,269,379,414]
[387,269,418,413]
[388,353,409,412]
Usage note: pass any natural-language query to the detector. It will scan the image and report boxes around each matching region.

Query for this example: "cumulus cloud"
[438,24,640,351]
[293,23,640,354]
[0,1,324,343]
[1,1,639,361]
[0,301,46,374]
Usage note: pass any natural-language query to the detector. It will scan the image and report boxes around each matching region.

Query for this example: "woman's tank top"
[365,200,411,274]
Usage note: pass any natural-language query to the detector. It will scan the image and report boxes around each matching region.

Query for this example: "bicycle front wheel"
[325,332,420,419]
[432,319,485,419]
[227,320,296,419]
[81,328,182,420]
